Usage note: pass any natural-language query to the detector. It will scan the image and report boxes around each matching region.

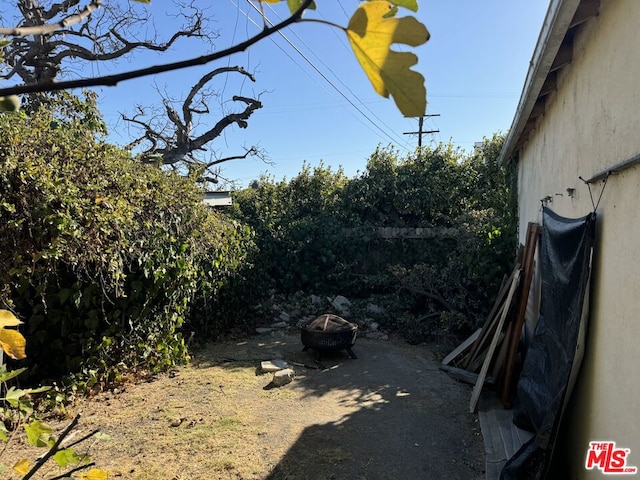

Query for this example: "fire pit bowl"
[300,314,358,359]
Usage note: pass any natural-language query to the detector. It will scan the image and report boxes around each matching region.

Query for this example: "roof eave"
[498,0,583,165]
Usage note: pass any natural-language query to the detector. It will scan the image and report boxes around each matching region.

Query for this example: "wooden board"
[491,322,513,383]
[500,223,541,407]
[439,364,479,385]
[464,266,520,370]
[467,331,506,374]
[441,328,481,366]
[470,269,521,413]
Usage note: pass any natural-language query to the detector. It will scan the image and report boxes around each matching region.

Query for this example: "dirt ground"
[3,331,486,480]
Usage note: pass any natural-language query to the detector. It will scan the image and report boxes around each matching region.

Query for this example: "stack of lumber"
[439,223,542,413]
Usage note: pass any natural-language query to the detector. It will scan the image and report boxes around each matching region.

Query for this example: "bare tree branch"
[23,413,82,480]
[122,109,168,149]
[48,463,97,480]
[156,94,263,166]
[397,284,454,313]
[43,1,82,21]
[0,0,315,96]
[182,66,255,135]
[0,0,314,184]
[205,147,261,169]
[1,0,217,85]
[0,0,102,37]
[122,64,270,186]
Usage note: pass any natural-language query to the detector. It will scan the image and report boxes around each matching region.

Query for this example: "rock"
[260,359,289,373]
[310,294,323,305]
[278,312,291,323]
[366,303,386,315]
[271,368,295,387]
[270,321,288,329]
[255,327,273,335]
[368,321,380,332]
[328,295,351,315]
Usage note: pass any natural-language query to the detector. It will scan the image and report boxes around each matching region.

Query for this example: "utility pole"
[403,115,440,157]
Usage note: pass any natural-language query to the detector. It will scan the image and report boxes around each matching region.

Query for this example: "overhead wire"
[243,0,408,149]
[218,0,251,152]
[229,0,332,87]
[264,1,411,149]
[229,0,375,134]
[336,0,351,22]
[221,0,242,99]
[229,0,390,142]
[328,0,429,152]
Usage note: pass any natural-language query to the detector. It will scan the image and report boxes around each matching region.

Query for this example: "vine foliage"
[0,92,253,386]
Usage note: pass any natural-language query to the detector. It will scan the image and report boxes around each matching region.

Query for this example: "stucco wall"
[516,0,640,477]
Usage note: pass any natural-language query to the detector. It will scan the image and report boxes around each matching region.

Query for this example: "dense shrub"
[232,162,365,294]
[232,139,517,343]
[0,89,516,384]
[0,93,253,385]
[341,144,472,227]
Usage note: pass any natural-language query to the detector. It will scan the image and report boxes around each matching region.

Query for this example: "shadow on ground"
[193,332,485,480]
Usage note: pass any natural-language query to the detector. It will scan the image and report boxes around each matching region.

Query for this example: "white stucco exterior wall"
[516,0,640,477]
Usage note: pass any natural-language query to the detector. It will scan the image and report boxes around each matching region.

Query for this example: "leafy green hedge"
[232,162,363,293]
[232,139,517,342]
[0,93,253,386]
[0,91,516,384]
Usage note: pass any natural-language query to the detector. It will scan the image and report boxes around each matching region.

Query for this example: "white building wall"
[516,0,640,477]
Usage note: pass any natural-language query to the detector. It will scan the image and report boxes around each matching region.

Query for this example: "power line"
[221,0,242,100]
[247,0,401,146]
[244,0,407,148]
[267,2,410,148]
[229,0,320,85]
[403,114,440,155]
[336,0,351,21]
[229,0,395,142]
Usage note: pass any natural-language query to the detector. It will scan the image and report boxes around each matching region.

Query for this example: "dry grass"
[0,333,484,480]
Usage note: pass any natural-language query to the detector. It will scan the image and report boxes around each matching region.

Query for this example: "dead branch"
[0,0,102,37]
[205,147,259,169]
[1,0,216,85]
[124,66,263,170]
[397,284,454,313]
[23,413,84,480]
[0,0,315,95]
[158,95,263,166]
[182,66,256,133]
[48,463,97,480]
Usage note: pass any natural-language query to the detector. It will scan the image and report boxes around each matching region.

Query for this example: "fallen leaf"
[12,459,30,475]
[80,468,110,480]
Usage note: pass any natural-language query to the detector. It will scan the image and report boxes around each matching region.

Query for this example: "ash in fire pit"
[300,314,358,360]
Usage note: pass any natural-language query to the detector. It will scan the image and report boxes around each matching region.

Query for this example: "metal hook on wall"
[579,172,609,213]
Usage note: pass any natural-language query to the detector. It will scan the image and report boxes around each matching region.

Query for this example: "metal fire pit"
[300,314,358,359]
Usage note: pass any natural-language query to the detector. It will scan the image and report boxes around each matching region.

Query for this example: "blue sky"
[93,1,550,186]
